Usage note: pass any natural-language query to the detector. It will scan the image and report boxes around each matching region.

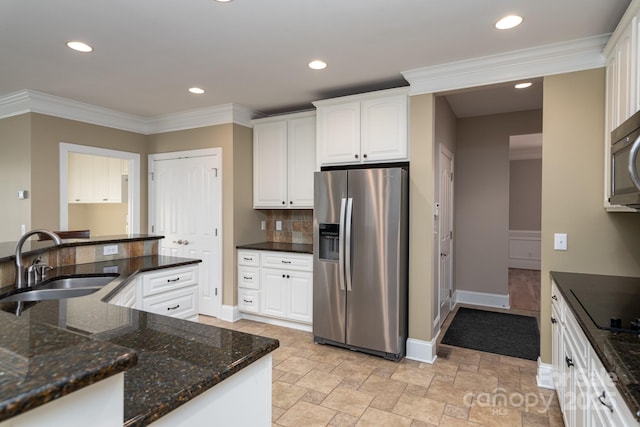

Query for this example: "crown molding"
[402,34,610,96]
[603,0,640,57]
[0,90,256,135]
[0,90,149,133]
[146,103,256,134]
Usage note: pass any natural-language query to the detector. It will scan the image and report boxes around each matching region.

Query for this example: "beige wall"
[510,159,542,230]
[455,110,542,296]
[69,203,128,235]
[29,113,148,232]
[409,94,436,342]
[540,68,640,363]
[0,114,31,241]
[147,123,265,307]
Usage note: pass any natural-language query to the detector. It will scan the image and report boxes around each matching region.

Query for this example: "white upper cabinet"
[603,0,640,210]
[314,88,409,167]
[253,111,316,209]
[68,153,123,203]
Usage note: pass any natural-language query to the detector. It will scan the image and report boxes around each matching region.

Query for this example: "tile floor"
[200,304,561,425]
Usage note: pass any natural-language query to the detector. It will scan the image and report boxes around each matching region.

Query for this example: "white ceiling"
[0,0,630,119]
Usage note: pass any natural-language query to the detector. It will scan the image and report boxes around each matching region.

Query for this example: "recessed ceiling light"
[495,15,523,30]
[515,82,532,89]
[308,60,327,70]
[189,87,205,94]
[215,0,232,2]
[66,41,93,53]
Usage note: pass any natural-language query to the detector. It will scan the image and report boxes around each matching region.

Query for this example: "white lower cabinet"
[551,279,639,427]
[109,265,199,321]
[237,249,312,329]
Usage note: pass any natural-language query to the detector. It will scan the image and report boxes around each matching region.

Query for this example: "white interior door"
[149,149,222,318]
[438,146,454,326]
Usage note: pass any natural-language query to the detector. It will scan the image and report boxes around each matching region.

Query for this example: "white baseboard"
[455,290,510,309]
[509,230,541,270]
[536,357,555,390]
[219,305,241,322]
[241,313,312,332]
[406,337,438,364]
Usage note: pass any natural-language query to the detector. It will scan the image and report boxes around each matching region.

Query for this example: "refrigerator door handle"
[345,197,353,292]
[338,198,347,291]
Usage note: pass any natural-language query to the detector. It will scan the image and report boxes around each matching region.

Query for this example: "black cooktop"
[571,286,640,333]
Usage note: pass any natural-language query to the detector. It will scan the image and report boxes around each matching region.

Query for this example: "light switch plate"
[276,221,282,231]
[554,233,567,251]
[103,245,118,256]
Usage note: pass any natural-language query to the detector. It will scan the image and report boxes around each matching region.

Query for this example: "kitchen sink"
[0,276,116,303]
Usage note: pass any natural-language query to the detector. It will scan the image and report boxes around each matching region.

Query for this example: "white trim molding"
[536,357,555,390]
[240,313,312,332]
[0,90,256,135]
[219,305,242,323]
[402,35,609,96]
[454,290,510,309]
[509,230,541,270]
[406,337,438,364]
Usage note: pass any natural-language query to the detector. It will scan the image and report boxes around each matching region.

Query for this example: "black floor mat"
[441,307,540,360]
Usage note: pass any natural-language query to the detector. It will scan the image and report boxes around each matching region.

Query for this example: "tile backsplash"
[265,210,313,245]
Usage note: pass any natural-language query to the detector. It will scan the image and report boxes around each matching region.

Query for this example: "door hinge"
[213,167,218,177]
[215,228,218,237]
[450,172,453,181]
[150,172,155,181]
[151,225,155,233]
[449,230,453,239]
[449,289,452,298]
[214,288,218,296]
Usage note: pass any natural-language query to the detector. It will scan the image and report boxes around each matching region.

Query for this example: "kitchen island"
[0,236,279,426]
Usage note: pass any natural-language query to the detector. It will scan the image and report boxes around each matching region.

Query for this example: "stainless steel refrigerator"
[313,167,408,361]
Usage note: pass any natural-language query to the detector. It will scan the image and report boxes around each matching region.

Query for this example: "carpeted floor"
[440,307,540,360]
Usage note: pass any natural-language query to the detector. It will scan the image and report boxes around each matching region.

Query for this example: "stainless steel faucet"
[14,230,62,289]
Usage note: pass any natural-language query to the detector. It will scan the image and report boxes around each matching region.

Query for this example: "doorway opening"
[59,143,140,234]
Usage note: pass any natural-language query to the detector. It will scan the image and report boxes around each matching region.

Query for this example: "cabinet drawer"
[238,267,260,290]
[565,308,588,368]
[551,280,565,323]
[261,252,312,271]
[142,285,198,319]
[141,266,198,297]
[239,289,260,313]
[238,250,260,267]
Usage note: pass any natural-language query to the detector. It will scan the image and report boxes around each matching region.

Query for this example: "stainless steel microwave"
[611,110,640,207]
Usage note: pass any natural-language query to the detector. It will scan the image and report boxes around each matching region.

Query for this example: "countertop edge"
[124,343,279,427]
[236,241,313,254]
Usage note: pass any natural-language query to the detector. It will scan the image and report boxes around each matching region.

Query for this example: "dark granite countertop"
[236,241,313,254]
[551,271,640,420]
[0,234,163,263]
[0,256,279,426]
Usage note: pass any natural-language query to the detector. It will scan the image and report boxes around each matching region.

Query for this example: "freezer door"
[346,168,408,355]
[313,170,347,343]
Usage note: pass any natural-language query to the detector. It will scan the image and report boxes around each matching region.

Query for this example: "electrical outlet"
[103,245,118,256]
[276,221,282,231]
[554,233,567,251]
[261,220,266,230]
[103,265,119,274]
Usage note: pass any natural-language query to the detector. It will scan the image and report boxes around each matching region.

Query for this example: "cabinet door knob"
[552,295,558,301]
[289,201,293,204]
[286,275,290,278]
[551,317,557,324]
[565,356,574,368]
[363,154,368,159]
[282,274,286,278]
[354,154,359,159]
[282,201,286,205]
